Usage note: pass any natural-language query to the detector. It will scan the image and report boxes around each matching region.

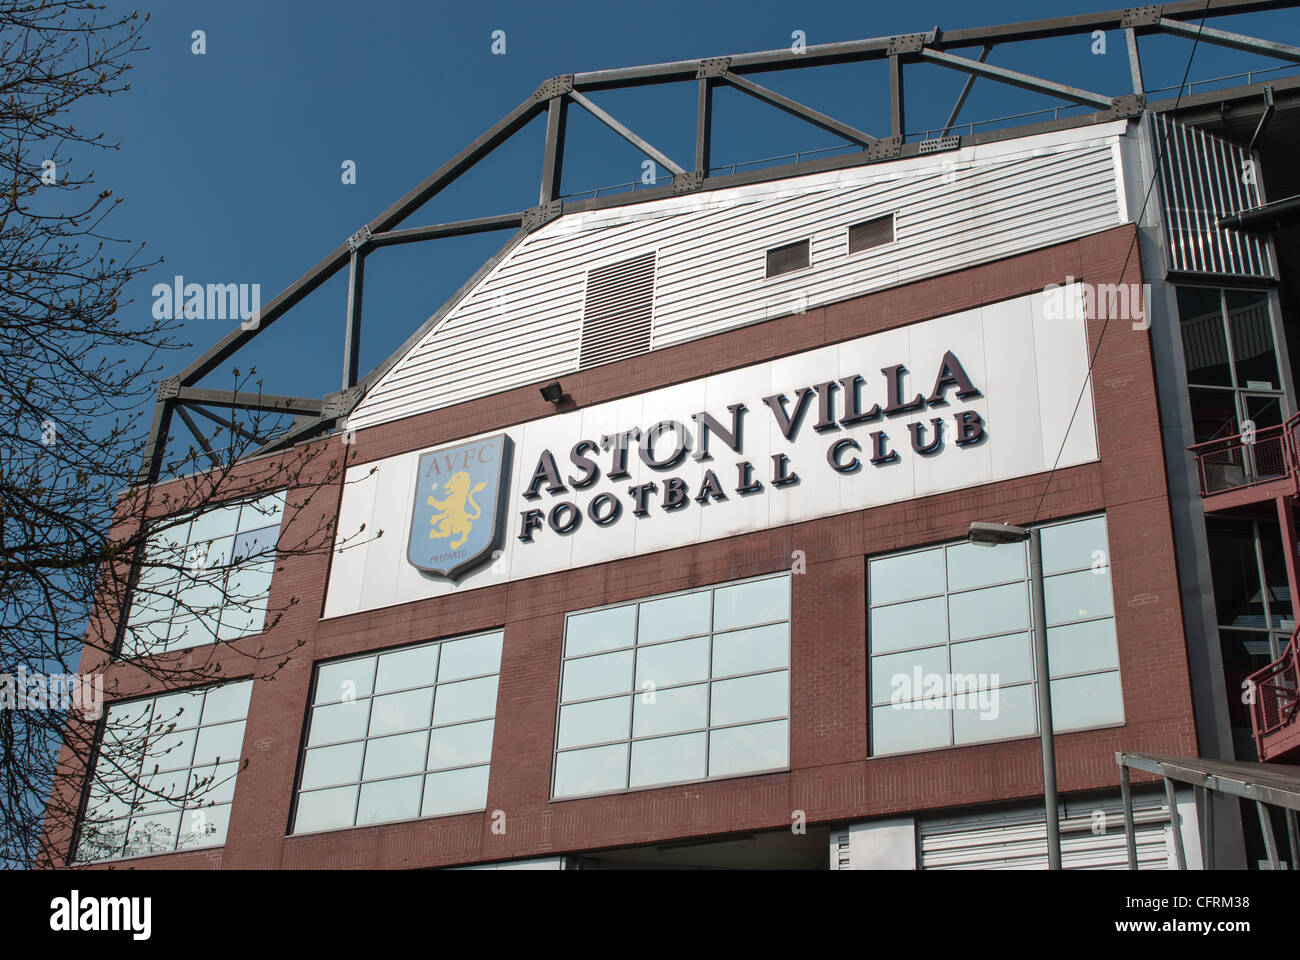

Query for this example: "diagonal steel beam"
[367,212,526,249]
[177,95,544,388]
[567,90,685,176]
[181,402,269,446]
[723,72,884,148]
[174,387,324,417]
[1157,16,1300,63]
[919,47,1114,109]
[174,405,222,469]
[941,45,991,136]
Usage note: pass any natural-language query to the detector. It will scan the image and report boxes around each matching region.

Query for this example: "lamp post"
[968,520,1061,870]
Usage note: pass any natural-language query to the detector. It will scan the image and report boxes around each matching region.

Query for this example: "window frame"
[866,513,1125,758]
[550,571,793,802]
[288,628,505,836]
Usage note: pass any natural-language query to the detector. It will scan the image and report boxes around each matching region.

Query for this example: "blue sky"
[82,0,1300,425]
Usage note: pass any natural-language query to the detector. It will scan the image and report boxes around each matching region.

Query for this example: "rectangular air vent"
[578,251,656,370]
[848,214,895,254]
[765,239,810,279]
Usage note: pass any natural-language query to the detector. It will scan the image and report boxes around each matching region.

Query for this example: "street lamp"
[968,520,1062,870]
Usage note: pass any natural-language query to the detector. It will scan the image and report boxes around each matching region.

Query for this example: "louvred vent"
[578,251,656,370]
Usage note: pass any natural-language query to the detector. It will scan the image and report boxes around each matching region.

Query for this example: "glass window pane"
[362,731,429,781]
[300,742,365,790]
[1048,619,1119,677]
[433,676,499,726]
[1040,516,1107,575]
[635,636,709,689]
[554,743,628,797]
[950,632,1033,688]
[557,696,630,750]
[143,727,197,773]
[564,605,637,657]
[188,761,240,807]
[356,775,422,826]
[953,683,1036,745]
[232,525,278,564]
[422,766,490,817]
[946,540,1025,592]
[710,672,787,726]
[427,720,495,771]
[948,582,1028,641]
[713,576,789,631]
[1178,286,1231,386]
[438,631,504,682]
[368,688,434,736]
[176,803,231,850]
[871,644,950,705]
[307,699,370,746]
[125,811,181,856]
[151,690,206,731]
[633,683,707,738]
[1044,569,1114,625]
[1226,288,1279,390]
[1188,386,1241,445]
[315,657,376,705]
[192,720,245,767]
[136,766,188,813]
[294,785,358,833]
[708,720,788,777]
[870,596,946,654]
[1050,671,1124,731]
[238,492,285,531]
[374,644,439,694]
[86,774,136,822]
[872,702,951,755]
[868,548,945,605]
[562,650,633,702]
[629,732,707,788]
[188,502,242,543]
[712,623,789,677]
[637,591,711,644]
[77,820,130,862]
[200,681,253,725]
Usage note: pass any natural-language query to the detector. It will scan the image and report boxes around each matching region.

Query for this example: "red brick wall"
[50,223,1197,869]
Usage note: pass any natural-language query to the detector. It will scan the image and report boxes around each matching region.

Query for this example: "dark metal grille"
[578,251,656,370]
[848,214,895,254]
[765,239,810,278]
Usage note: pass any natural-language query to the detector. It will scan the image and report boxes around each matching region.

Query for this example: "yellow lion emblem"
[427,470,489,550]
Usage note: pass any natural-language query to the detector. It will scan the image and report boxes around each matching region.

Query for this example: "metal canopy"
[1116,752,1300,870]
[138,0,1300,485]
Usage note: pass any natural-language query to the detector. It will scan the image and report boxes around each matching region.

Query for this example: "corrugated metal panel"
[1151,113,1275,279]
[347,123,1128,432]
[919,795,1177,870]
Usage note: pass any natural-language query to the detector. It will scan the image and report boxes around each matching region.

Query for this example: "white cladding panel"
[346,122,1128,432]
[324,287,1097,619]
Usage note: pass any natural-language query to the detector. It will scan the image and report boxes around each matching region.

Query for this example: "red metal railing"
[1249,630,1300,761]
[1188,412,1300,497]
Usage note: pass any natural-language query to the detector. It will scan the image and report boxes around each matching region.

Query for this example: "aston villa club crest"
[407,434,512,580]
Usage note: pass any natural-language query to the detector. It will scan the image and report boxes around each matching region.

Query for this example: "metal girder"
[182,402,268,446]
[541,95,568,204]
[1157,15,1300,62]
[889,55,905,141]
[723,72,883,148]
[695,77,713,173]
[1125,28,1145,95]
[174,405,222,469]
[941,45,991,137]
[919,47,1115,109]
[567,90,685,176]
[367,212,526,248]
[174,387,324,417]
[342,250,365,391]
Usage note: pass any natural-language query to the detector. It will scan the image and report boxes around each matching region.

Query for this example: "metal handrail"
[1249,629,1300,760]
[1187,412,1300,497]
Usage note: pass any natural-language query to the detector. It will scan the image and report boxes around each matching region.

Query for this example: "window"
[848,214,895,254]
[292,630,504,834]
[867,515,1123,756]
[1178,286,1284,444]
[122,492,284,657]
[75,680,253,862]
[553,573,790,799]
[765,239,810,279]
